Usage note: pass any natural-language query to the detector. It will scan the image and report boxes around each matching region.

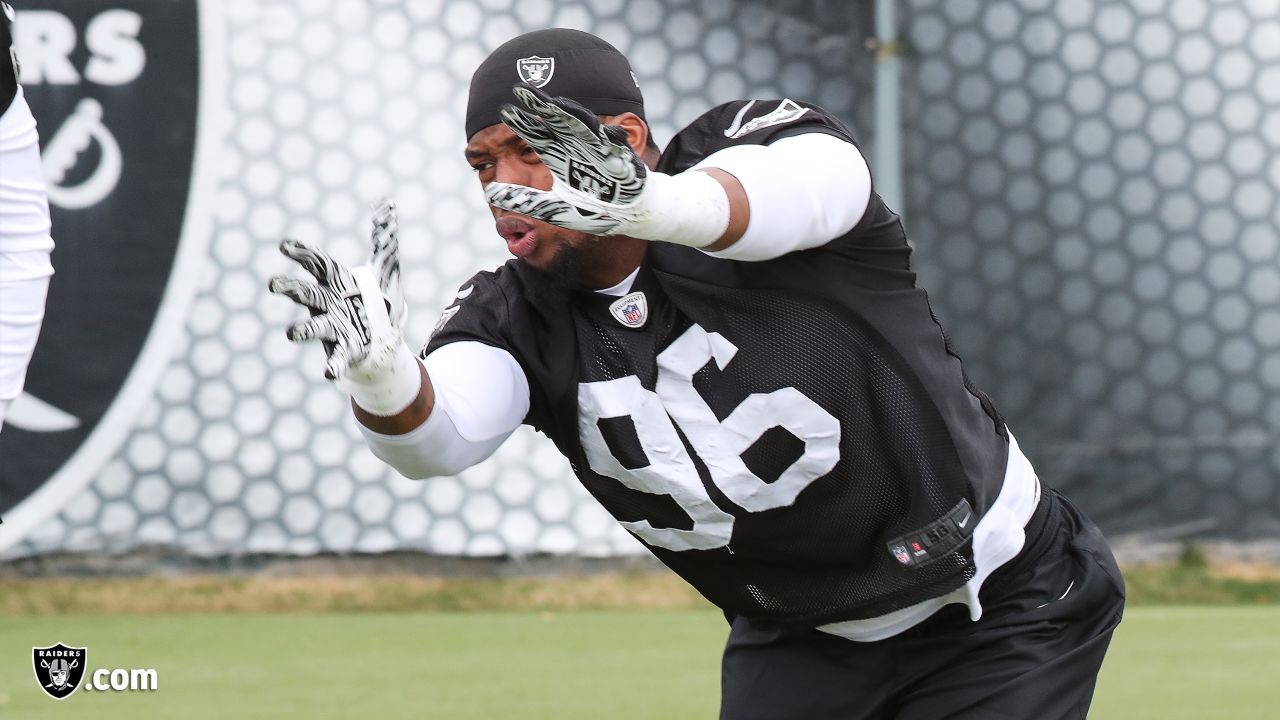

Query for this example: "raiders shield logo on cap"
[516,55,554,88]
[0,0,216,553]
[33,643,88,700]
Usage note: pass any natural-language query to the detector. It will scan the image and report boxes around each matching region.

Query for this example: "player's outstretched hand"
[369,198,407,329]
[269,200,408,385]
[485,84,650,235]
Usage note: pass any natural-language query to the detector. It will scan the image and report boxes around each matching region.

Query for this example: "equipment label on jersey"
[608,291,648,328]
[887,499,974,568]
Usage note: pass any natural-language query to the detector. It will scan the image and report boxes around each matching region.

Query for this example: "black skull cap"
[465,28,645,140]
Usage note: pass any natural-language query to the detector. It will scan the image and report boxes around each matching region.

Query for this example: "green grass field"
[2,606,1277,719]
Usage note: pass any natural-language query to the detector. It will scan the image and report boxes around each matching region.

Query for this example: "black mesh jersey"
[426,100,1010,627]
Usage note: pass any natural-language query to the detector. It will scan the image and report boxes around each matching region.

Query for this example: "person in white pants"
[0,3,55,434]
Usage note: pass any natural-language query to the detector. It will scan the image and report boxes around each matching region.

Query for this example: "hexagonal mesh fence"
[903,0,1280,538]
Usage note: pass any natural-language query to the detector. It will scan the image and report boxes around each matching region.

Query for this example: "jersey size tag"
[887,499,974,568]
[608,291,648,328]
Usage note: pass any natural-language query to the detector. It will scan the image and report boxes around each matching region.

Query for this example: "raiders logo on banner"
[0,1,220,550]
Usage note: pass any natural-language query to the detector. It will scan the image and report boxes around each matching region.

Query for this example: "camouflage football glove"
[269,199,421,415]
[484,85,729,247]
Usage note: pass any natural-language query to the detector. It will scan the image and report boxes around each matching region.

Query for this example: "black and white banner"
[0,0,218,550]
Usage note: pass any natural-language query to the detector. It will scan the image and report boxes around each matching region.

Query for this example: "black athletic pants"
[719,490,1126,719]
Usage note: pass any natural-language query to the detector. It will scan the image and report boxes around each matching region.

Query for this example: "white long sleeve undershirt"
[694,132,872,261]
[357,341,529,479]
[361,131,872,478]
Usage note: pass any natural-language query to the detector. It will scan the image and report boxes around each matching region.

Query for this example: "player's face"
[465,123,595,272]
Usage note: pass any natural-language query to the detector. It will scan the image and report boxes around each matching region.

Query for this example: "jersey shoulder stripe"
[722,98,809,139]
[657,98,860,175]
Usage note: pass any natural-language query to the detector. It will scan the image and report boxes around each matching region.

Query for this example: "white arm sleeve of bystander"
[0,89,55,433]
[357,340,530,479]
[692,132,873,262]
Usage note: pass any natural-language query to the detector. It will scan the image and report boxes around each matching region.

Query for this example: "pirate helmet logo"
[33,643,88,700]
[516,55,555,88]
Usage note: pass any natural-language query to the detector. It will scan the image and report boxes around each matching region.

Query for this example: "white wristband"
[342,342,423,416]
[619,170,731,248]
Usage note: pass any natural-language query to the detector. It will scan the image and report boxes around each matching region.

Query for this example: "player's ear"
[604,112,650,156]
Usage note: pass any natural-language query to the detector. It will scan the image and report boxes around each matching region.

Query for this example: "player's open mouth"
[496,215,537,258]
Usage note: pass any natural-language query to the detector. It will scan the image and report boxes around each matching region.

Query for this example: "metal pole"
[873,0,904,217]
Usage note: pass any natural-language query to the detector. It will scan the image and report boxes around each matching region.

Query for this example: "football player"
[0,2,55,434]
[273,28,1125,719]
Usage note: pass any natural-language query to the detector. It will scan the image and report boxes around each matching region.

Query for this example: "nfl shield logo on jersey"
[609,291,649,329]
[33,643,87,700]
[516,55,554,88]
[891,544,912,566]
